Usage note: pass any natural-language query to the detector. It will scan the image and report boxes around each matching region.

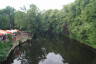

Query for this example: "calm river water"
[3,37,96,64]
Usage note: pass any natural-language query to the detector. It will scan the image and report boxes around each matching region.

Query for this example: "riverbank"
[0,31,31,62]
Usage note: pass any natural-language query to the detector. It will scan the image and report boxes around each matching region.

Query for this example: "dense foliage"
[0,40,13,61]
[0,0,96,47]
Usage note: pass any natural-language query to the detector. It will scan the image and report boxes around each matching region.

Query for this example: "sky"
[0,0,75,10]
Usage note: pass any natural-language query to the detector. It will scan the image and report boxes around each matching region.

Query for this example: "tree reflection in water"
[11,39,67,64]
[7,37,96,64]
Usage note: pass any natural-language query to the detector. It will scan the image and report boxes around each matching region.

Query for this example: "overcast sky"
[0,0,75,10]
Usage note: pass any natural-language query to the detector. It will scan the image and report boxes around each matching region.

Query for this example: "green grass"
[0,41,13,61]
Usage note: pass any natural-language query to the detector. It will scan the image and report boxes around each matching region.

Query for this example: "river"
[2,36,96,64]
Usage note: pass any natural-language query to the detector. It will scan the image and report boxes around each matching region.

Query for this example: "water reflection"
[12,52,67,64]
[39,52,68,64]
[11,39,67,64]
[7,38,96,64]
[12,51,29,64]
[12,58,21,64]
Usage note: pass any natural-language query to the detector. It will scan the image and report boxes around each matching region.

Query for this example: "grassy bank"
[0,32,31,62]
[0,41,13,61]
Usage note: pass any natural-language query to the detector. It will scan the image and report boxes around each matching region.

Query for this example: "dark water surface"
[3,37,96,64]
